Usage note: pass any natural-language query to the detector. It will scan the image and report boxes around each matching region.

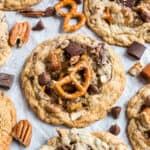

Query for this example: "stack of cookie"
[0,0,149,150]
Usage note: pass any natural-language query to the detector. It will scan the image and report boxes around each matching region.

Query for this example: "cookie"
[0,11,11,66]
[0,0,41,10]
[84,0,150,46]
[39,128,128,150]
[21,34,125,128]
[0,91,16,149]
[127,84,150,150]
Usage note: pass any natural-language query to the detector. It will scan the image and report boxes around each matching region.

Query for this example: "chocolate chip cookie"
[0,91,16,149]
[0,0,41,10]
[21,34,125,128]
[84,0,150,46]
[127,84,150,150]
[39,128,128,150]
[0,11,11,66]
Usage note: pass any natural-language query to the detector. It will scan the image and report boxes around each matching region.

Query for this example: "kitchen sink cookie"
[84,0,150,46]
[39,128,128,150]
[21,34,125,128]
[0,91,16,149]
[127,84,150,150]
[0,0,41,10]
[0,11,11,66]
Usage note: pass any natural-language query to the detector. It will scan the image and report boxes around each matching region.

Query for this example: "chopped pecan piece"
[12,120,32,147]
[49,49,62,71]
[9,22,30,47]
[64,42,85,56]
[103,7,113,24]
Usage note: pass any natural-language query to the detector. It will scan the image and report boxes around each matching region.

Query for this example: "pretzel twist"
[53,55,91,100]
[55,0,86,32]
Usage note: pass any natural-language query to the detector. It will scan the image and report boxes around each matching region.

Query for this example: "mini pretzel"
[55,0,77,17]
[53,55,91,100]
[63,12,86,32]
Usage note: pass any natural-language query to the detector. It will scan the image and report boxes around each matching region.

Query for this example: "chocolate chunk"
[75,0,82,4]
[119,0,137,7]
[88,84,99,94]
[64,42,84,56]
[127,42,146,59]
[45,85,51,95]
[144,95,150,107]
[38,72,51,86]
[0,73,14,89]
[44,7,56,16]
[139,8,150,22]
[141,63,150,82]
[109,124,120,135]
[111,106,121,119]
[32,20,44,31]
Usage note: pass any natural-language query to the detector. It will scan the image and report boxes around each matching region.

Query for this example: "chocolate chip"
[64,42,85,56]
[0,73,14,89]
[38,72,51,86]
[111,106,121,119]
[127,42,146,59]
[32,20,44,31]
[144,95,150,107]
[119,0,137,7]
[109,124,120,135]
[88,84,99,94]
[44,7,56,16]
[75,0,82,4]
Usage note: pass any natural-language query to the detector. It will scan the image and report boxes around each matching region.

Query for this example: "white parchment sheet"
[0,0,150,149]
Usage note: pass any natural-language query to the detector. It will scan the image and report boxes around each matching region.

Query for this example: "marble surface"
[0,0,150,149]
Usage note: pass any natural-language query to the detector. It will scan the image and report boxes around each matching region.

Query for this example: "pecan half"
[12,120,32,147]
[9,22,30,47]
[49,49,62,71]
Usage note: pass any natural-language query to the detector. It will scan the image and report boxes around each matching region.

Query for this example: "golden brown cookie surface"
[21,34,125,128]
[127,84,150,150]
[84,0,150,46]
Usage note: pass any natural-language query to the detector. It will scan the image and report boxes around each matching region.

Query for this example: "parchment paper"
[0,0,150,149]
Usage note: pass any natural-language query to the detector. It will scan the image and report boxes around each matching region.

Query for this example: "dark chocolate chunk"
[45,85,51,95]
[144,95,150,107]
[119,0,137,8]
[32,20,44,31]
[75,0,82,4]
[64,42,85,56]
[0,73,14,89]
[127,42,146,59]
[44,7,56,16]
[111,106,121,119]
[88,84,99,94]
[139,8,150,22]
[38,72,51,86]
[109,124,120,135]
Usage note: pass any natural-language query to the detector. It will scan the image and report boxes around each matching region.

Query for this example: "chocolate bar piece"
[0,73,14,89]
[141,64,150,82]
[127,42,146,59]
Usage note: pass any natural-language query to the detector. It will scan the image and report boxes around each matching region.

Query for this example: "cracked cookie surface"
[0,11,11,66]
[84,0,150,46]
[0,91,16,150]
[39,128,128,150]
[0,0,41,10]
[21,34,125,128]
[127,84,150,150]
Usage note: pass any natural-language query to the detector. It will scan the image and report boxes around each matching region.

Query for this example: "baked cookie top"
[84,0,150,46]
[0,0,41,10]
[21,34,125,128]
[0,91,16,149]
[127,84,150,150]
[39,128,128,150]
[0,11,11,66]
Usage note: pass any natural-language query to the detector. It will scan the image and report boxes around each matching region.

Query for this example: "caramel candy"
[141,64,150,82]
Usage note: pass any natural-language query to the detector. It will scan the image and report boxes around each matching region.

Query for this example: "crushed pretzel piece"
[128,62,143,76]
[103,7,113,24]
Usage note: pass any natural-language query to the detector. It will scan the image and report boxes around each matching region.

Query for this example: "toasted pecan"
[12,120,32,147]
[9,22,30,47]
